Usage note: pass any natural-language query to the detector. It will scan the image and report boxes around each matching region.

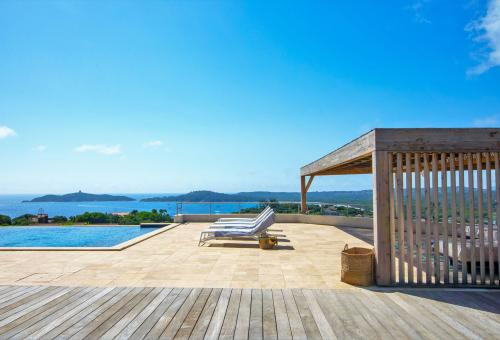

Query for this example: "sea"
[0,194,258,218]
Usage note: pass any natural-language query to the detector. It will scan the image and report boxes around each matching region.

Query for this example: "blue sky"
[1,0,499,194]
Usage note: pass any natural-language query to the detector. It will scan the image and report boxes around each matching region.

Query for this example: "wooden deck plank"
[234,288,252,340]
[161,288,202,339]
[219,288,241,340]
[131,287,182,339]
[418,291,495,338]
[354,290,409,339]
[116,288,173,340]
[282,289,306,340]
[0,286,497,340]
[348,291,393,339]
[0,287,90,338]
[358,289,422,340]
[144,288,191,339]
[55,287,136,339]
[262,289,277,340]
[383,291,458,339]
[173,287,211,339]
[291,289,322,339]
[0,286,54,315]
[101,287,162,340]
[302,289,336,339]
[17,286,115,339]
[0,287,70,328]
[71,287,150,340]
[0,286,46,309]
[204,288,231,339]
[189,287,222,340]
[249,289,263,340]
[336,290,378,339]
[272,289,291,340]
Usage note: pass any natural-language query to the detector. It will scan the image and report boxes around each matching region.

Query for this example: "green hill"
[23,191,135,202]
[141,190,373,208]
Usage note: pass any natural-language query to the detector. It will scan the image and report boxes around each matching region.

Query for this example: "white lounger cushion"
[209,208,274,229]
[215,206,271,224]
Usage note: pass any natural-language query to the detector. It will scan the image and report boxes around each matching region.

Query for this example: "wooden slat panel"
[406,153,414,283]
[441,153,449,284]
[423,153,433,284]
[414,153,423,284]
[450,153,459,284]
[485,153,494,285]
[495,153,500,284]
[459,153,467,284]
[432,152,440,284]
[477,152,485,284]
[468,153,477,284]
[389,153,396,283]
[396,152,405,284]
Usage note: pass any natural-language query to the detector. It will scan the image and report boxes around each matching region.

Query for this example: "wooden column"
[372,151,391,285]
[300,176,307,213]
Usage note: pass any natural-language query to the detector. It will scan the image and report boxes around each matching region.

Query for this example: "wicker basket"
[259,236,278,250]
[341,244,374,286]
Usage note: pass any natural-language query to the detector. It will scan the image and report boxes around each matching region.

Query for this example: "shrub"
[0,215,11,226]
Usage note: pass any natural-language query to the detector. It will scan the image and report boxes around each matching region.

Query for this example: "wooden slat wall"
[389,152,499,286]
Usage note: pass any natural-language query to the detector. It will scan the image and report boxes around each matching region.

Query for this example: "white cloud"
[0,126,16,139]
[33,145,47,152]
[406,1,431,24]
[143,140,163,148]
[467,0,500,75]
[75,144,122,155]
[473,114,500,126]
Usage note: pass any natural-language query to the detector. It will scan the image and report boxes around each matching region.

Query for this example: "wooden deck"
[0,285,498,339]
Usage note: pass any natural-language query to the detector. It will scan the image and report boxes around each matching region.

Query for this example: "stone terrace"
[0,223,372,288]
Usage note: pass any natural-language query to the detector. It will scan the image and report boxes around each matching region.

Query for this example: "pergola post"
[300,175,307,213]
[301,175,315,213]
[372,150,391,285]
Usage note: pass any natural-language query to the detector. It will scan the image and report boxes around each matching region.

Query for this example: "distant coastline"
[23,191,135,203]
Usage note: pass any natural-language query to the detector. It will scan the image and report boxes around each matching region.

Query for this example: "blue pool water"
[0,226,159,247]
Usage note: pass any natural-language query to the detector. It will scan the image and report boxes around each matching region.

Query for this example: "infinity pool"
[0,226,160,247]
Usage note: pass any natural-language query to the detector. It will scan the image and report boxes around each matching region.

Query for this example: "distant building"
[112,212,129,217]
[30,213,49,223]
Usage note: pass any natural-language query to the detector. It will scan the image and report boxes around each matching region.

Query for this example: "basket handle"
[343,244,348,251]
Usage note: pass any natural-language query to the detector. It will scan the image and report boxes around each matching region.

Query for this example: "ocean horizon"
[0,194,258,218]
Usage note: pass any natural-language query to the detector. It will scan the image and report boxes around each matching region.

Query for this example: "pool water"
[0,226,160,247]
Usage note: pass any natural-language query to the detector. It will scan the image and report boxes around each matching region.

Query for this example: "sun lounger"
[199,211,275,246]
[210,208,274,229]
[215,206,271,224]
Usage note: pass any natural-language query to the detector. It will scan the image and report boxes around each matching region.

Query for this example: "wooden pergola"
[300,128,500,286]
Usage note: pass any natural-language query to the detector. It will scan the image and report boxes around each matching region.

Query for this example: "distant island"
[140,190,373,208]
[23,191,135,203]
